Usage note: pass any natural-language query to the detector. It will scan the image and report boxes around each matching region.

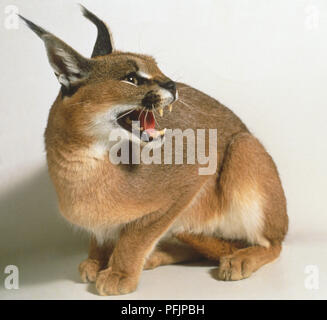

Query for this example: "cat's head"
[21,6,177,145]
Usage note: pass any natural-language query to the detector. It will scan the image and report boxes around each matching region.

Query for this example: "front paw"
[95,267,138,296]
[79,259,101,283]
[216,255,254,281]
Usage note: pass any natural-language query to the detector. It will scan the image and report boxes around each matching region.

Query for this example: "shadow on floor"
[0,166,88,288]
[0,166,221,293]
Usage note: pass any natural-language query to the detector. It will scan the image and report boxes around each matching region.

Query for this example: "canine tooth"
[158,108,163,117]
[168,105,173,112]
[159,128,166,136]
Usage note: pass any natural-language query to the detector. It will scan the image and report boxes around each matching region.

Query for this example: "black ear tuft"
[80,5,113,57]
[19,14,47,38]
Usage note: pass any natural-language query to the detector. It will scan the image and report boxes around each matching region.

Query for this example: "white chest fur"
[88,224,123,245]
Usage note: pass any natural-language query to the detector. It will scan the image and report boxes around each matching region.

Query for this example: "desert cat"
[21,6,288,296]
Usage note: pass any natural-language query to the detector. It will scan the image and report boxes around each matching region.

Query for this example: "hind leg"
[215,133,287,279]
[144,238,203,270]
[144,233,245,269]
[178,133,288,280]
[175,233,282,280]
[216,242,281,280]
[175,233,246,261]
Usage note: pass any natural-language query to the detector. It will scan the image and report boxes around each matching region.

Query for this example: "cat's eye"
[124,73,138,85]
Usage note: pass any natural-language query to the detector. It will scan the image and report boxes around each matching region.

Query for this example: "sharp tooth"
[168,105,173,112]
[158,107,163,117]
[159,128,166,136]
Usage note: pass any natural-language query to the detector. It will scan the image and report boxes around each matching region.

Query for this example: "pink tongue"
[139,111,155,132]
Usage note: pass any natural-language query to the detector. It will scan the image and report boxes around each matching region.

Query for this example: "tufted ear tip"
[79,4,91,17]
[18,14,47,38]
[80,5,113,57]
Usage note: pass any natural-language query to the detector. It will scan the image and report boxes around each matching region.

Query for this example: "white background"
[0,0,326,299]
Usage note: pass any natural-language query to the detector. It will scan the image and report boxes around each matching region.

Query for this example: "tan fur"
[23,10,288,295]
[47,78,288,295]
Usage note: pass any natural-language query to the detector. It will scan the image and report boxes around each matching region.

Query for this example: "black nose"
[160,81,176,97]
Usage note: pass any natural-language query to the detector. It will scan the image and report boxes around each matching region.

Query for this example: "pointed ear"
[19,15,91,89]
[80,5,113,57]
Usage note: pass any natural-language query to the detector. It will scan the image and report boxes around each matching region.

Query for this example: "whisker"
[116,107,137,121]
[138,107,145,120]
[179,98,220,117]
[145,109,149,126]
[178,99,193,109]
[152,105,159,127]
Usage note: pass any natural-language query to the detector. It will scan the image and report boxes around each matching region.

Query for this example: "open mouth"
[117,106,172,142]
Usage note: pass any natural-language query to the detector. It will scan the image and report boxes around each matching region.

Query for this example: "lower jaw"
[117,105,173,142]
[140,128,166,142]
[125,126,166,142]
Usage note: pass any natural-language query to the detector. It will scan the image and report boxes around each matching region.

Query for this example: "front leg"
[79,236,114,283]
[95,207,180,296]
